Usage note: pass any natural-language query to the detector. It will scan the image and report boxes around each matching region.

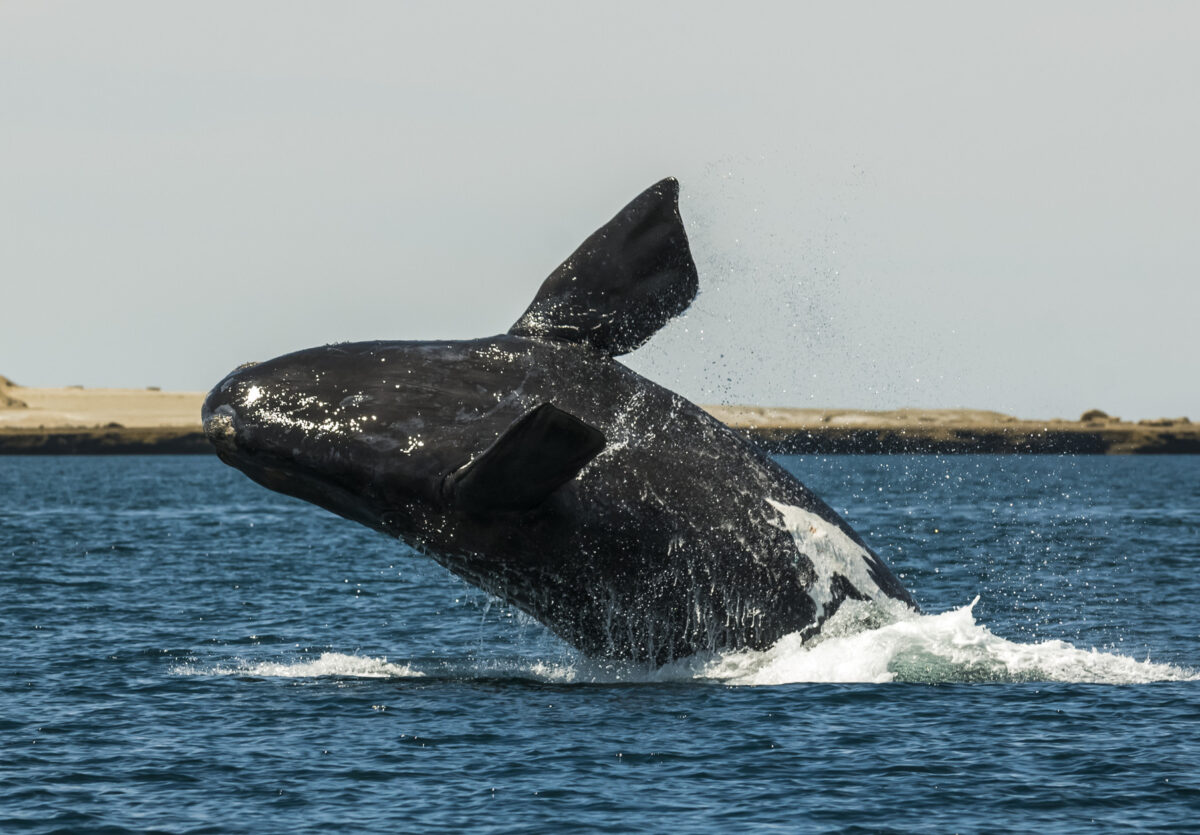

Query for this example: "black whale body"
[202,178,917,664]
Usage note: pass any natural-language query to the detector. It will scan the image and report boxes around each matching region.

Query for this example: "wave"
[172,600,1196,686]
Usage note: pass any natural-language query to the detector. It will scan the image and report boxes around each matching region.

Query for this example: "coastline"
[705,406,1199,455]
[0,379,1195,455]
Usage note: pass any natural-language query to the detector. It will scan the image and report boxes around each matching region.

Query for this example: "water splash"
[172,651,423,679]
[173,604,1195,686]
[693,598,1198,685]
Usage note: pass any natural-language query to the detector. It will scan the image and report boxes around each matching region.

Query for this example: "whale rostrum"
[202,178,917,664]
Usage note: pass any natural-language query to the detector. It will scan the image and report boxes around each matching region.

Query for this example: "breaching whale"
[202,178,917,664]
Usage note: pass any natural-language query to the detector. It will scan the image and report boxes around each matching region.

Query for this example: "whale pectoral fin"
[509,177,699,357]
[447,403,606,514]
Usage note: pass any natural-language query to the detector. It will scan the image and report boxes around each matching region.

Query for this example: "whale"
[202,178,917,664]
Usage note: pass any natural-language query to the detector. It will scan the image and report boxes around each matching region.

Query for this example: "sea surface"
[2,454,1198,833]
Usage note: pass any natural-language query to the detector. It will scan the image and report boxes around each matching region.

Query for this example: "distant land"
[0,376,1195,455]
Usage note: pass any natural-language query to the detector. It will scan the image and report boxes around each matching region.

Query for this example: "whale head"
[202,336,609,542]
[201,343,458,531]
[202,177,695,533]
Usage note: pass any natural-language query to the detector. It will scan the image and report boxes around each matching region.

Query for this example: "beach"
[0,377,210,454]
[1,376,1194,454]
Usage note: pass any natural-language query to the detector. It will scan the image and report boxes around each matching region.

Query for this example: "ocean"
[2,454,1197,833]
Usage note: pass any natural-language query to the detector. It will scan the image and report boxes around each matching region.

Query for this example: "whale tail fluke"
[510,177,699,356]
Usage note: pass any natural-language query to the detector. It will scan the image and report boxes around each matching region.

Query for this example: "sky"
[2,2,1196,420]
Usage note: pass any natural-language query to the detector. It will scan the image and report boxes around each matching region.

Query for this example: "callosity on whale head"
[203,177,917,664]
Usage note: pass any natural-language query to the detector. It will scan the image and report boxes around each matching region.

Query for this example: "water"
[2,454,1198,832]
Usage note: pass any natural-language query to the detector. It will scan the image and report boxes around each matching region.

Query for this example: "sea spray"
[696,598,1197,685]
[172,651,424,680]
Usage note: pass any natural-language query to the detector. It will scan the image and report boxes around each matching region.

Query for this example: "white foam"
[690,598,1199,685]
[171,608,1196,686]
[172,651,424,679]
[410,597,1196,686]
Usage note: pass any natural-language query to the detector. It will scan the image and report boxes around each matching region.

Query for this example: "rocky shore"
[704,406,1199,455]
[0,377,1195,455]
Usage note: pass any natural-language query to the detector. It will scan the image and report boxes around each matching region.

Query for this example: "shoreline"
[705,406,1200,455]
[1,380,1195,455]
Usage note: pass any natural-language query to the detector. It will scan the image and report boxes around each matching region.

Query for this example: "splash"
[172,651,423,679]
[691,598,1198,685]
[172,607,1196,686]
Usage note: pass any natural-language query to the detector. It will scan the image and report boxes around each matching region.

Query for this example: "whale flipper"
[446,403,606,514]
[510,177,699,356]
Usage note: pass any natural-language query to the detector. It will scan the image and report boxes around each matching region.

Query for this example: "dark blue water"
[2,455,1198,833]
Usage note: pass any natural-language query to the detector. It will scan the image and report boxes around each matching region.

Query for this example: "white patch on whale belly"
[765,498,886,617]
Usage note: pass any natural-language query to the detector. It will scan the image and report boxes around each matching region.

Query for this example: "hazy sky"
[2,2,1196,419]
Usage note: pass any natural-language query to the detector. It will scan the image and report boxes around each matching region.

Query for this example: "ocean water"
[2,454,1198,833]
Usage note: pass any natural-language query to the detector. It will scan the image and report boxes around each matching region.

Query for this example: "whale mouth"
[203,404,239,454]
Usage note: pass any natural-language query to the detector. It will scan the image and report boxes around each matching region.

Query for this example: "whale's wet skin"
[202,178,915,664]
